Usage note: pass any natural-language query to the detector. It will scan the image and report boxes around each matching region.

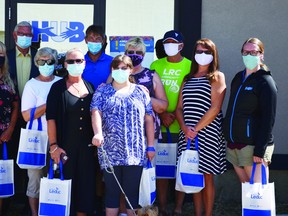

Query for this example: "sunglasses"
[242,50,261,56]
[126,50,143,55]
[195,50,212,55]
[65,59,84,64]
[37,59,55,66]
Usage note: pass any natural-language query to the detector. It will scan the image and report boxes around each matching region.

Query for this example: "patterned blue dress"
[90,83,153,169]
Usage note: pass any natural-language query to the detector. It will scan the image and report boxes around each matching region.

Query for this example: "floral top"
[131,68,161,139]
[0,82,18,135]
[90,83,153,169]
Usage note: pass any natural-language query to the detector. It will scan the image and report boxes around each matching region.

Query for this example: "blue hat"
[163,30,183,43]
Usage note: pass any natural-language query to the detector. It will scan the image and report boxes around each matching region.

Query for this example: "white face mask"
[164,43,181,56]
[195,53,214,66]
[39,64,54,77]
[67,63,85,77]
[112,69,130,84]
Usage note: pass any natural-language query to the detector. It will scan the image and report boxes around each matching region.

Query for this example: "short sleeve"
[139,85,153,116]
[90,87,105,112]
[21,81,37,111]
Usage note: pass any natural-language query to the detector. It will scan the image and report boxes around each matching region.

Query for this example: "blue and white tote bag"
[39,159,71,216]
[175,136,205,193]
[242,162,276,216]
[0,142,14,198]
[17,107,48,169]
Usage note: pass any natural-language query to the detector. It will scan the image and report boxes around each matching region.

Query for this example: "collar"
[16,47,31,57]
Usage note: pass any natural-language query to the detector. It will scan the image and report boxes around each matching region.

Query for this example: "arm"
[151,72,168,114]
[145,114,155,161]
[91,109,104,147]
[194,71,226,132]
[22,104,46,122]
[0,100,19,143]
[175,83,197,140]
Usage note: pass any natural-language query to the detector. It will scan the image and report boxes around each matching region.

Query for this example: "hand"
[183,125,198,141]
[159,112,175,128]
[253,156,264,164]
[0,127,13,144]
[92,134,104,147]
[146,151,155,161]
[50,146,66,164]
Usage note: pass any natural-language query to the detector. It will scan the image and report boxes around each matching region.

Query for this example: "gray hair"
[14,21,33,33]
[65,48,84,60]
[34,47,58,66]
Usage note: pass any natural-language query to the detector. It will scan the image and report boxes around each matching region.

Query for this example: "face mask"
[0,56,5,68]
[16,36,32,49]
[39,63,54,77]
[195,53,214,66]
[127,54,144,67]
[242,55,260,70]
[87,42,102,55]
[164,43,181,56]
[112,69,130,84]
[67,63,85,77]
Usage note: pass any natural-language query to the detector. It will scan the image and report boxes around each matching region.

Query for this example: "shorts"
[103,165,143,209]
[226,144,274,167]
[26,168,44,198]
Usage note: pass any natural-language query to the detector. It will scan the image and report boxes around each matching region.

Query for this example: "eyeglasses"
[126,50,143,55]
[242,50,261,56]
[115,66,129,70]
[65,59,84,64]
[17,32,33,37]
[37,59,55,66]
[195,50,212,55]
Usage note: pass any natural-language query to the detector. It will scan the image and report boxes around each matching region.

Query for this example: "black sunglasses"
[195,50,212,55]
[65,59,84,64]
[126,50,143,55]
[37,59,55,66]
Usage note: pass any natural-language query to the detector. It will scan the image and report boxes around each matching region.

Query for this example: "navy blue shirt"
[82,52,113,89]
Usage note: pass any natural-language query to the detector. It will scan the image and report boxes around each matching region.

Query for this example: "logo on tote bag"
[49,187,61,194]
[0,167,6,173]
[187,157,199,164]
[158,150,169,156]
[251,192,263,200]
[28,137,40,144]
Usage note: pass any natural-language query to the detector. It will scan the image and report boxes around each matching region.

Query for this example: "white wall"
[0,0,5,42]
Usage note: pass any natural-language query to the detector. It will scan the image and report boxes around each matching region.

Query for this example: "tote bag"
[0,142,14,198]
[175,136,205,193]
[39,159,71,216]
[242,162,276,216]
[17,107,48,169]
[155,128,177,178]
[139,160,156,207]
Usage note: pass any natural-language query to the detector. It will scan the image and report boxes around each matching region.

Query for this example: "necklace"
[71,84,81,95]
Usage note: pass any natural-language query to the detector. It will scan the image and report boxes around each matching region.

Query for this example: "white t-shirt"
[21,76,62,131]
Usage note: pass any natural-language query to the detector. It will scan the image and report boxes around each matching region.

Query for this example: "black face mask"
[0,56,5,68]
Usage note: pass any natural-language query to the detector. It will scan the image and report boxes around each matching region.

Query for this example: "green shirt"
[150,57,191,133]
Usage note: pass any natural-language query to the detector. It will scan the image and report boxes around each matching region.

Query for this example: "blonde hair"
[0,41,16,93]
[125,37,146,55]
[137,205,158,216]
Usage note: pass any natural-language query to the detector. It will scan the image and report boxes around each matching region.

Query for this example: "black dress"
[46,78,96,214]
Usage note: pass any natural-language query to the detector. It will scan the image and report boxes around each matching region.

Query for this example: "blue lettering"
[251,193,262,199]
[28,137,40,144]
[49,187,61,194]
[0,167,6,173]
[158,150,168,156]
[187,157,198,164]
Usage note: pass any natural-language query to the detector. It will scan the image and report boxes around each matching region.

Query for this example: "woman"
[0,41,19,216]
[91,54,155,216]
[21,47,61,216]
[46,48,95,216]
[224,38,277,183]
[175,38,226,216]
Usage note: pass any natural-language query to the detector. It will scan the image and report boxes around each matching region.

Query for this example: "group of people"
[0,20,277,216]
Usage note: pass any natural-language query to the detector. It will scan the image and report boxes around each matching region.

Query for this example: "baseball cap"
[163,30,183,43]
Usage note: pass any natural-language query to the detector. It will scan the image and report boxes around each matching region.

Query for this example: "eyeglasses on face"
[65,59,84,64]
[114,66,129,70]
[37,59,55,66]
[195,50,212,55]
[126,50,143,55]
[242,50,261,56]
[17,32,33,37]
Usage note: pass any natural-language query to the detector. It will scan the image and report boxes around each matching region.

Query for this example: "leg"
[193,192,203,216]
[28,197,39,216]
[202,174,215,216]
[106,208,119,216]
[76,212,87,216]
[0,198,2,215]
[119,193,128,215]
[156,179,169,215]
[174,191,185,214]
[233,165,249,183]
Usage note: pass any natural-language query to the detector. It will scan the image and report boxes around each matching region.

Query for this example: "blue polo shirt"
[82,52,113,89]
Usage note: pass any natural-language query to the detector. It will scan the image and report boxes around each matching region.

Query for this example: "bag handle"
[28,107,43,131]
[186,136,199,151]
[2,142,8,160]
[146,159,153,168]
[249,162,267,185]
[166,127,172,143]
[48,158,64,181]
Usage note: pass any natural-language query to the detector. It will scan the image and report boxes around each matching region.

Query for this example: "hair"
[137,205,158,216]
[34,47,58,66]
[0,41,16,93]
[65,48,84,60]
[14,21,33,33]
[110,54,134,83]
[125,37,146,55]
[185,38,219,83]
[155,39,167,59]
[85,25,105,40]
[241,37,268,71]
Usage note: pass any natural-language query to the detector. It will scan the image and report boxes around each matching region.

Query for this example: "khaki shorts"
[26,168,44,198]
[226,144,274,167]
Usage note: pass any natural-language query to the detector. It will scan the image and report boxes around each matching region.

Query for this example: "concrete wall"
[202,0,288,154]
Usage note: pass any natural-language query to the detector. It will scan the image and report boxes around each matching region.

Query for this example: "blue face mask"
[16,36,32,49]
[67,63,85,77]
[112,69,130,84]
[39,63,55,77]
[127,54,144,67]
[87,42,102,55]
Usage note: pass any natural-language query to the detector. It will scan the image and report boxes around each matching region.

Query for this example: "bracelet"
[50,142,57,146]
[146,146,155,152]
[49,146,58,154]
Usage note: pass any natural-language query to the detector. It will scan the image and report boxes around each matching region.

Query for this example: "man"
[150,30,191,216]
[82,25,113,89]
[6,21,39,215]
